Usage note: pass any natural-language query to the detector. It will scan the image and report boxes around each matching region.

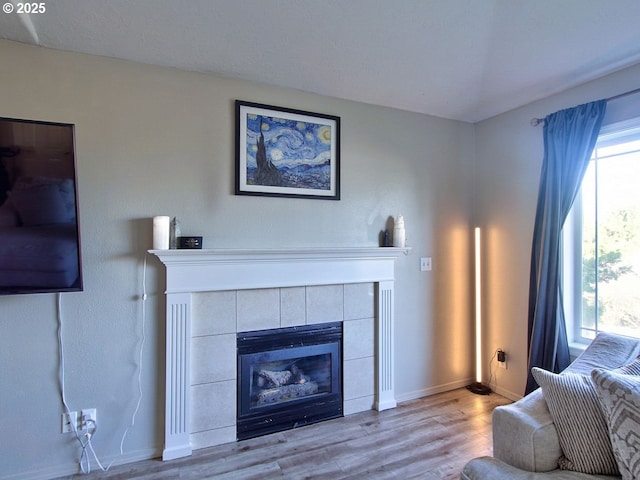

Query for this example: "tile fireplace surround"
[150,247,408,461]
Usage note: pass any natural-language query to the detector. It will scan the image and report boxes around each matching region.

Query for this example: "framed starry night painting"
[235,101,340,200]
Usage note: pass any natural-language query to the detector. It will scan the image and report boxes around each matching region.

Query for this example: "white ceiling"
[2,0,640,122]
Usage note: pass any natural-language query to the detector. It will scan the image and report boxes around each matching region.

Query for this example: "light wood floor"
[63,388,511,480]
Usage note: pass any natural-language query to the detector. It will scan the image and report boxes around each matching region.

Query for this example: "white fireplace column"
[163,292,191,460]
[151,247,408,461]
[376,280,396,411]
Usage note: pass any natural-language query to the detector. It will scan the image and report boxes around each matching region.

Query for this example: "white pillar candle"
[153,216,171,250]
[393,214,406,248]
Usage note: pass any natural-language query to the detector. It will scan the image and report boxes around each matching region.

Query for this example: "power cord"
[78,417,107,473]
[118,253,147,454]
[486,348,499,391]
[57,252,148,473]
[57,293,109,474]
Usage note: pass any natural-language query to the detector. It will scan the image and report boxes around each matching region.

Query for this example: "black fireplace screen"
[250,350,332,408]
[237,322,343,440]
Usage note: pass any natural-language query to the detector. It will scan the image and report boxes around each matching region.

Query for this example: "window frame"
[563,117,640,344]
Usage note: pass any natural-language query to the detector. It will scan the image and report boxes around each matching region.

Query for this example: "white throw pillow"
[531,367,618,475]
[614,356,640,375]
[591,369,640,480]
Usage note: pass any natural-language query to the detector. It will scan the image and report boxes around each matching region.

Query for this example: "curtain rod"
[530,86,640,126]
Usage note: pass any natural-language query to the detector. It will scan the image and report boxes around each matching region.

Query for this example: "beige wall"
[0,40,475,478]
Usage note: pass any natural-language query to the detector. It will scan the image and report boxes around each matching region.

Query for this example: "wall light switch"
[420,257,432,271]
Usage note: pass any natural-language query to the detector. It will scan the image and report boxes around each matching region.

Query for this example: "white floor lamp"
[468,227,491,395]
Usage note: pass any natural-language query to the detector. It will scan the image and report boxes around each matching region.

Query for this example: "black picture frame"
[235,100,340,200]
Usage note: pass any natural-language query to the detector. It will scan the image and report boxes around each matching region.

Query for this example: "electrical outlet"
[61,411,77,433]
[497,349,507,369]
[81,408,97,430]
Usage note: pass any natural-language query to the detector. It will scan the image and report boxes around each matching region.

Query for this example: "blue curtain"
[525,100,607,395]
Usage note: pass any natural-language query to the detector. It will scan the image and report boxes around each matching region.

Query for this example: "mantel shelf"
[149,246,410,264]
[149,247,410,294]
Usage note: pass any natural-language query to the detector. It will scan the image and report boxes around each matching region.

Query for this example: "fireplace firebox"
[237,322,343,440]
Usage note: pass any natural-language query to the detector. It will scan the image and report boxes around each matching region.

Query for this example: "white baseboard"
[489,384,522,402]
[395,377,522,404]
[1,447,161,480]
[395,377,474,403]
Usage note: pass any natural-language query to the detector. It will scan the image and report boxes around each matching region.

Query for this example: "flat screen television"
[0,117,83,295]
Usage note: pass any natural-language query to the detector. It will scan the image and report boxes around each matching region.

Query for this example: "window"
[563,118,640,343]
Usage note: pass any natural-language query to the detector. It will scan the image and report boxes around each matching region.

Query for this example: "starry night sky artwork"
[236,101,340,200]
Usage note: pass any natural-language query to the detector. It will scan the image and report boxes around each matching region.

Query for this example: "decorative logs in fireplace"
[237,322,343,440]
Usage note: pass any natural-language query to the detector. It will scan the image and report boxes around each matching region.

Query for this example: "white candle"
[153,216,170,250]
[393,214,406,248]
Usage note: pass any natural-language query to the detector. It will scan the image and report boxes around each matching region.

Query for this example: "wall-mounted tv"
[0,117,83,295]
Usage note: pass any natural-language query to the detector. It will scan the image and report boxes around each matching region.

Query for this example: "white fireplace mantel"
[150,246,409,461]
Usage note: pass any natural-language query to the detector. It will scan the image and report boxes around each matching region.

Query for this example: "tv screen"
[0,117,83,295]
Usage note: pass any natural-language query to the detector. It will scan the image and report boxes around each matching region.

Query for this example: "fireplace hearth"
[237,322,343,440]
